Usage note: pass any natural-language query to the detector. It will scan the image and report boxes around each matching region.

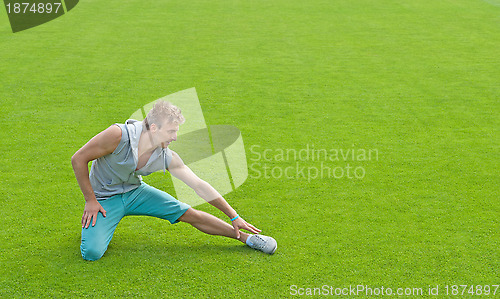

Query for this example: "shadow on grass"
[107,242,257,261]
[57,236,264,264]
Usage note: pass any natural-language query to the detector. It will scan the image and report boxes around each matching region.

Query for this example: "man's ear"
[149,123,158,133]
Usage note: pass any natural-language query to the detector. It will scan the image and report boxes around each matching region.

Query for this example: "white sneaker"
[246,234,277,254]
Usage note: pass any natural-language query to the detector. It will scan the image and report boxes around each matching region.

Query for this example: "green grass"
[1,0,499,297]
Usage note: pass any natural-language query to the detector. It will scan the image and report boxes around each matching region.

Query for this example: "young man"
[72,101,277,261]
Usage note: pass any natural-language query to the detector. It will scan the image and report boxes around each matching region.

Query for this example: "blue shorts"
[80,182,191,261]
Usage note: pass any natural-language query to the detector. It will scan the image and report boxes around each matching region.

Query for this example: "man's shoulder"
[105,124,123,140]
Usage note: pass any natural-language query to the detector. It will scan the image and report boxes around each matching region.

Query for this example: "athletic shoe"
[246,234,277,254]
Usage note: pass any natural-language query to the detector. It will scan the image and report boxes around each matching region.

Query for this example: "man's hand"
[82,199,106,228]
[231,217,261,239]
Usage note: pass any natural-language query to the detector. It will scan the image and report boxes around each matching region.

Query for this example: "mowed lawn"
[0,0,498,297]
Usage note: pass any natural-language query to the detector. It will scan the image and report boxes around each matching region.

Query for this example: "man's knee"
[81,247,106,261]
[80,238,108,261]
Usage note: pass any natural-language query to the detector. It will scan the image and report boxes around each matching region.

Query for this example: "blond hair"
[144,100,185,130]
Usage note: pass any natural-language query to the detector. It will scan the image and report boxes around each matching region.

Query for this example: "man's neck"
[138,131,157,157]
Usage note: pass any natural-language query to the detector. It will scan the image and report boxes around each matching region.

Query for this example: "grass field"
[1,0,499,297]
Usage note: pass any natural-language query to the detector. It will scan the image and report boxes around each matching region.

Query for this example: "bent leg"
[178,208,249,243]
[80,197,124,261]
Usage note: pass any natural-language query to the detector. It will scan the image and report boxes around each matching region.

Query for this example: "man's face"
[152,121,179,148]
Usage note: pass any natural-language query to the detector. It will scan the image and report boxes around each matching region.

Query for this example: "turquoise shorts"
[80,182,191,261]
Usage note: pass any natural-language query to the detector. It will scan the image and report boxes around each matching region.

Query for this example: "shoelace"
[251,235,267,250]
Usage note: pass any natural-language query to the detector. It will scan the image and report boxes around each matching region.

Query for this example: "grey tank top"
[89,119,173,200]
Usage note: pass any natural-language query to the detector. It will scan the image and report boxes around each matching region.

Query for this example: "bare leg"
[178,208,249,243]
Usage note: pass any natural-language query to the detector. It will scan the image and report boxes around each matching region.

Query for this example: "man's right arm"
[71,125,122,228]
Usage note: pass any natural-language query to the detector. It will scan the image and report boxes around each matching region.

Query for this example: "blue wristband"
[230,215,240,221]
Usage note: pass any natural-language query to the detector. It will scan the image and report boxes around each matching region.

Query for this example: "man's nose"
[172,132,177,141]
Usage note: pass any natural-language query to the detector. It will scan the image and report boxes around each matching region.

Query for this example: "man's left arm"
[167,150,261,238]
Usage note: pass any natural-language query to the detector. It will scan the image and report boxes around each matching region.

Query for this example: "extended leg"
[178,208,277,254]
[123,184,277,254]
[178,208,249,243]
